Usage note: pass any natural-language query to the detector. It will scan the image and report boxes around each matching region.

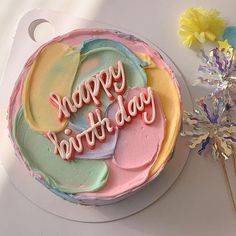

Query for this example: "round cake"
[8,28,181,205]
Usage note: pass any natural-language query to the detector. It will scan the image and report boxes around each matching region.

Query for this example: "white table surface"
[0,0,235,235]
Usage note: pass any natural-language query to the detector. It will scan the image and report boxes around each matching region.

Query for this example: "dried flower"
[181,96,236,160]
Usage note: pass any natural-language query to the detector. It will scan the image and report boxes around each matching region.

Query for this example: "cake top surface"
[9,28,181,204]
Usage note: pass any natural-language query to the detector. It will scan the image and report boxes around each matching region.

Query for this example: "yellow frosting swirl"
[22,43,80,133]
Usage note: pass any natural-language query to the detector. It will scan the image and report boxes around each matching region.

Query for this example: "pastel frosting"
[8,28,181,205]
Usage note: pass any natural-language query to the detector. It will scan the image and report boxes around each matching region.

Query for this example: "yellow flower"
[178,8,226,47]
[218,39,232,51]
[217,40,236,60]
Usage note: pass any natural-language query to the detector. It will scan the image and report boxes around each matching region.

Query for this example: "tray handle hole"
[28,19,55,43]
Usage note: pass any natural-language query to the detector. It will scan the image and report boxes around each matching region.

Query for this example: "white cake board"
[0,9,193,222]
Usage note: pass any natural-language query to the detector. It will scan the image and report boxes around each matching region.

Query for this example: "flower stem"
[220,156,236,213]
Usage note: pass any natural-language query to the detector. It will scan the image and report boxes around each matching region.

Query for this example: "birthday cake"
[8,28,181,205]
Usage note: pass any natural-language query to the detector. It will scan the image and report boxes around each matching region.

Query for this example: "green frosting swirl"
[71,38,147,129]
[13,108,108,194]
